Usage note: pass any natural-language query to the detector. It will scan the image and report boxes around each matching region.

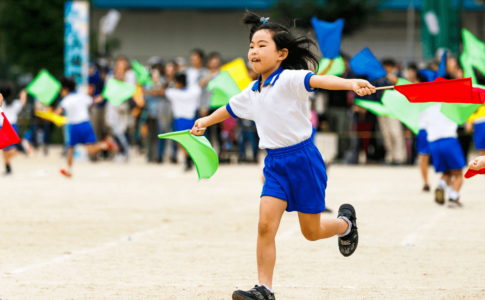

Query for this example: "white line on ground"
[7,225,169,275]
[400,209,448,246]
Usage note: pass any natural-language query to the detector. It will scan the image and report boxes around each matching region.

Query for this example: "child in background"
[422,104,465,207]
[164,73,201,171]
[56,77,116,178]
[0,84,28,175]
[190,11,375,300]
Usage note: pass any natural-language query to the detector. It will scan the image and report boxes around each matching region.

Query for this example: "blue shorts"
[3,124,19,151]
[417,129,430,155]
[474,122,485,151]
[69,121,96,147]
[174,118,194,131]
[429,138,466,173]
[262,139,327,214]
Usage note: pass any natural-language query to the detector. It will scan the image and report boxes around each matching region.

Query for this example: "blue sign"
[65,1,89,92]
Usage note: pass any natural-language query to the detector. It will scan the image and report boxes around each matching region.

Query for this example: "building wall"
[91,9,485,66]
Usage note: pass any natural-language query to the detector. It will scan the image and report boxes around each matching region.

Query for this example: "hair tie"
[260,17,270,24]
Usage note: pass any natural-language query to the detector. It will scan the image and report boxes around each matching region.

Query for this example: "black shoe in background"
[435,186,445,205]
[423,184,430,192]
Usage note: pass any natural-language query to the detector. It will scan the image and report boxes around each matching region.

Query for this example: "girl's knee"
[258,219,276,237]
[301,228,319,241]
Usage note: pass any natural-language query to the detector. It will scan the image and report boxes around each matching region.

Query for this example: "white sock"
[337,216,352,237]
[438,179,448,189]
[449,190,460,201]
[258,284,274,294]
[445,185,453,197]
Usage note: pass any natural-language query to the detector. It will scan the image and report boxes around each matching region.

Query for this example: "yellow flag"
[220,58,253,91]
[35,110,67,127]
[467,105,485,123]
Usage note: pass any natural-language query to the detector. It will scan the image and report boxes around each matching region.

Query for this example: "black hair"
[0,81,15,105]
[242,10,319,71]
[190,48,205,61]
[382,58,396,67]
[417,73,428,83]
[208,51,222,61]
[60,77,76,93]
[407,62,418,71]
[174,73,187,87]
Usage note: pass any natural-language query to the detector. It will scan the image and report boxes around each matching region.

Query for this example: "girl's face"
[248,29,287,75]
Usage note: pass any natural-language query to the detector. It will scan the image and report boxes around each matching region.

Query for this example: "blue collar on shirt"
[251,66,284,91]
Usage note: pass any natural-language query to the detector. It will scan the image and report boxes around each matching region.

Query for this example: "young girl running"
[190,11,376,300]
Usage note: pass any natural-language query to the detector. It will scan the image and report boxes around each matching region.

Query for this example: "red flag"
[395,77,481,104]
[464,167,485,179]
[473,87,485,104]
[0,112,21,149]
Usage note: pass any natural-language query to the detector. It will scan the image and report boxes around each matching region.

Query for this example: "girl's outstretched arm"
[309,75,376,97]
[190,106,231,136]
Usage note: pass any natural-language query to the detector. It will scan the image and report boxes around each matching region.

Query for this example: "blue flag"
[349,48,386,82]
[419,51,447,82]
[311,17,344,60]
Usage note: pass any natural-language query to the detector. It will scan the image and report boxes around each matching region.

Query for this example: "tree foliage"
[271,0,382,35]
[0,0,65,77]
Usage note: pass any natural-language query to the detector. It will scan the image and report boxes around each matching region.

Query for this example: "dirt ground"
[0,148,484,300]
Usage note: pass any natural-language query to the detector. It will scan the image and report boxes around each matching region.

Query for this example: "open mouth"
[251,59,261,63]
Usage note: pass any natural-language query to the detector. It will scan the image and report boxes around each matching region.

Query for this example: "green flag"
[131,60,153,86]
[25,70,61,106]
[421,0,460,59]
[102,78,136,106]
[460,29,485,83]
[354,99,395,118]
[316,56,345,76]
[381,78,421,134]
[208,71,241,108]
[158,130,219,181]
[440,103,481,125]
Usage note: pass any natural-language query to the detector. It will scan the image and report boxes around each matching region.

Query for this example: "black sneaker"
[232,285,275,300]
[435,186,445,205]
[423,184,430,192]
[337,204,358,257]
[448,198,462,208]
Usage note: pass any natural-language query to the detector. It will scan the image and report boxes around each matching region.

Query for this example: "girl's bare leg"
[298,212,348,241]
[257,196,287,289]
[419,154,430,186]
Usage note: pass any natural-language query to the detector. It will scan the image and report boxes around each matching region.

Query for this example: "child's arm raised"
[190,106,231,136]
[310,75,376,97]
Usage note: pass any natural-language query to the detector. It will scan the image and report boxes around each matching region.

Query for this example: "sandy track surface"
[1,150,484,299]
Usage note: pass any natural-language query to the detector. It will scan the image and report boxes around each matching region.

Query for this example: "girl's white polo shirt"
[226,67,316,149]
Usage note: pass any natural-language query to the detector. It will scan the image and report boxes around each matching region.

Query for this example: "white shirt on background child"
[60,93,93,125]
[165,86,202,120]
[3,99,23,125]
[421,104,458,142]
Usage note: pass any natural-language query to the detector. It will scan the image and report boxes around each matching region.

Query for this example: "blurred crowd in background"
[0,47,478,169]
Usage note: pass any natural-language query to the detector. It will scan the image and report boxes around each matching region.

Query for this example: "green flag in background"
[316,56,345,76]
[440,103,481,125]
[132,60,153,86]
[26,70,61,106]
[354,99,395,118]
[102,78,136,106]
[421,0,460,59]
[208,71,241,108]
[460,29,485,84]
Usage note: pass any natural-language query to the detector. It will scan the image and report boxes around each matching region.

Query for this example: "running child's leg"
[448,170,463,207]
[419,154,430,190]
[2,149,18,174]
[298,213,348,241]
[257,196,286,289]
